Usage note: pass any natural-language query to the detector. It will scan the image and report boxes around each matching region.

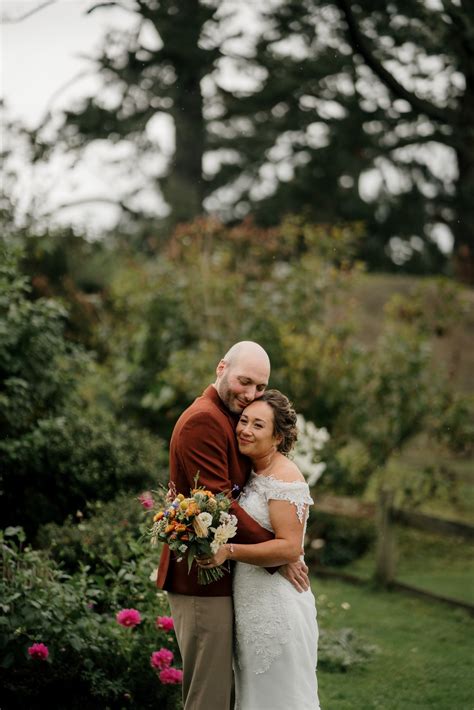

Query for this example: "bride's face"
[236,400,281,458]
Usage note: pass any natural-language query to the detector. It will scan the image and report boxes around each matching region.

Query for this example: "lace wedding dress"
[233,472,321,710]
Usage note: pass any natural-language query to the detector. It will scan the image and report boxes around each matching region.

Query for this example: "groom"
[157,341,310,710]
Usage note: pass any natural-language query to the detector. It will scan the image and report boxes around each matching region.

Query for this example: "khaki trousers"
[167,593,234,710]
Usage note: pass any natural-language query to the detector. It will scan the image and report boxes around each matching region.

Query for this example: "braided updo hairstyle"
[261,389,298,455]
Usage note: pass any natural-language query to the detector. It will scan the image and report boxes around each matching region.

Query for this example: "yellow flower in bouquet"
[149,474,238,584]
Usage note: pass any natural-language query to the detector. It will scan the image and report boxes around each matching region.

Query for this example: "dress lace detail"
[238,472,314,528]
[257,474,314,522]
[233,473,315,676]
[234,564,293,675]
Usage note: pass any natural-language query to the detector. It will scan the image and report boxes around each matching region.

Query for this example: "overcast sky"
[0,1,455,251]
[1,1,149,231]
[1,1,130,125]
[1,0,259,231]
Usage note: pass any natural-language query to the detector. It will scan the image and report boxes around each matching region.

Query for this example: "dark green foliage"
[0,244,164,535]
[36,494,158,603]
[307,512,376,568]
[18,229,116,354]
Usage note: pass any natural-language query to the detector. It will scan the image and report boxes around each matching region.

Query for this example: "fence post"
[374,488,396,586]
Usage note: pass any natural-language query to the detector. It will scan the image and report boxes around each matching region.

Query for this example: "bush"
[306,512,375,568]
[318,628,379,672]
[36,493,165,612]
[0,528,181,709]
[0,243,166,535]
[37,493,148,573]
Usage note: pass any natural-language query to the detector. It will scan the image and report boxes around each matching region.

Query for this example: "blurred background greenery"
[1,1,473,708]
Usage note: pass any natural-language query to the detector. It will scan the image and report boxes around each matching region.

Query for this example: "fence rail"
[315,494,474,540]
[312,490,474,613]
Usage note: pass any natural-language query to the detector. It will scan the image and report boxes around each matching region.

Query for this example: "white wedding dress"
[233,472,321,710]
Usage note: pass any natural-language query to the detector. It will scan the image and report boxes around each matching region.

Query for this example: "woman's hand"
[196,545,229,569]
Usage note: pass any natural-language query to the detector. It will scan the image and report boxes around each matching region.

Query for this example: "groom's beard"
[217,373,249,414]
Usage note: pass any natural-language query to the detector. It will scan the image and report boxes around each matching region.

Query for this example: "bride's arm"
[199,499,306,568]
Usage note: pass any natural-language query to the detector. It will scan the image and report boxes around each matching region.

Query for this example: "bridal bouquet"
[150,476,238,584]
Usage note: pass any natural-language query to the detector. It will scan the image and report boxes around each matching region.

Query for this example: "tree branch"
[385,133,458,152]
[35,70,94,130]
[45,196,142,217]
[86,2,135,15]
[336,0,457,126]
[1,0,56,23]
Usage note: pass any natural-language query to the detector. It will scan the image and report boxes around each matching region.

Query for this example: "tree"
[335,0,474,281]
[16,0,472,274]
[210,0,470,276]
[52,0,222,231]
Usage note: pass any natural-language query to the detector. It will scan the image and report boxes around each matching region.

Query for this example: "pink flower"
[150,648,174,670]
[156,615,174,632]
[28,643,49,661]
[116,608,142,627]
[138,492,154,510]
[159,667,183,684]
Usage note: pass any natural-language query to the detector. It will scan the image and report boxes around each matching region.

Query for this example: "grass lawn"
[313,576,474,710]
[342,527,474,605]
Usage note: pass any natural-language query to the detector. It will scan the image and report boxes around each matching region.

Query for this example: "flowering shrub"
[139,492,155,510]
[156,616,174,632]
[159,667,184,684]
[293,414,330,486]
[151,648,174,670]
[116,608,142,627]
[27,643,49,661]
[114,606,183,696]
[0,528,182,709]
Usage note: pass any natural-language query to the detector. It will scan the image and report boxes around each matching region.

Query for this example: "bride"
[198,389,321,710]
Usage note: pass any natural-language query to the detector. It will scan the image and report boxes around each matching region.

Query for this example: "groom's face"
[215,357,269,414]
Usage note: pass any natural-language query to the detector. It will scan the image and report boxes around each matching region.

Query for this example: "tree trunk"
[159,0,206,226]
[164,82,205,225]
[374,488,396,586]
[452,23,474,284]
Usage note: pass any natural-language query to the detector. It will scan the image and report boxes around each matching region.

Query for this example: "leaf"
[4,527,25,542]
[69,636,84,652]
[0,652,14,669]
[187,550,195,574]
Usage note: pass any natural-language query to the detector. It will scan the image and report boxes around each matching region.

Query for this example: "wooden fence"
[311,490,474,614]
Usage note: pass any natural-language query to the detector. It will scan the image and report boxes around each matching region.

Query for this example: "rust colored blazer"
[156,385,274,596]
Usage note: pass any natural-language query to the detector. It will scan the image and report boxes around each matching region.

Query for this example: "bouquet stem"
[197,563,229,585]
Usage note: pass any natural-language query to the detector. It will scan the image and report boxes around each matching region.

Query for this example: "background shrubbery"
[0,245,166,537]
[0,216,472,706]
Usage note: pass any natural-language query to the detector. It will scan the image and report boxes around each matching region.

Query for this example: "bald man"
[157,342,309,710]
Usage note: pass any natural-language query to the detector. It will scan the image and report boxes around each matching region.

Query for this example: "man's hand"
[278,559,310,593]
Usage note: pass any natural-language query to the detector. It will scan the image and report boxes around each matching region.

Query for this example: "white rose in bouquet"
[193,511,213,538]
